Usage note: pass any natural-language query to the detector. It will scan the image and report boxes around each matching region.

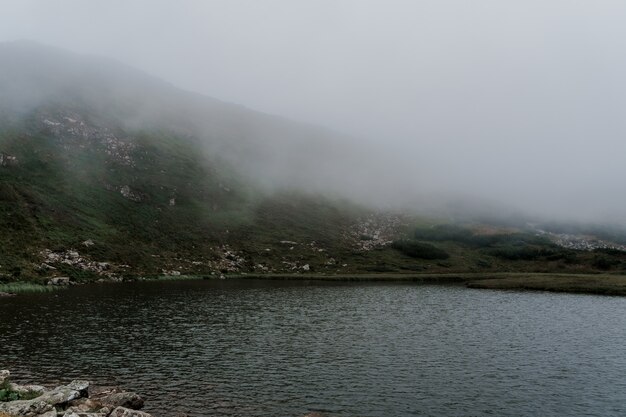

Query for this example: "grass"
[1,119,626,287]
[148,274,202,281]
[466,273,626,296]
[0,282,59,294]
[0,379,43,402]
[227,272,626,296]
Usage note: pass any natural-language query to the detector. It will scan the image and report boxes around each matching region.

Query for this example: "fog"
[2,1,626,224]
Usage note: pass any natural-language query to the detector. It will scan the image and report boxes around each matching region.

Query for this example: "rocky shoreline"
[0,371,327,417]
[0,370,173,417]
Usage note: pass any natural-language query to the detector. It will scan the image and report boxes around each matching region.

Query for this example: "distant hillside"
[0,41,625,283]
[0,40,386,199]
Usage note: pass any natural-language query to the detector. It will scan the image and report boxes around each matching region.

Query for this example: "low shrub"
[391,240,449,260]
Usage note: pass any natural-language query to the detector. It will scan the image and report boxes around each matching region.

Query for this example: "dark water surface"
[1,279,625,416]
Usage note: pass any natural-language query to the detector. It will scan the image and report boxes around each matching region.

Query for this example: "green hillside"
[0,42,625,286]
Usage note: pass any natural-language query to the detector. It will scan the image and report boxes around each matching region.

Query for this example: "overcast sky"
[1,0,626,223]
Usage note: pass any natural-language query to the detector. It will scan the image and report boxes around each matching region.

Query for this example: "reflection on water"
[1,279,625,416]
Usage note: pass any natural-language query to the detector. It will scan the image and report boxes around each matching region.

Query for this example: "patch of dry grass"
[466,274,626,295]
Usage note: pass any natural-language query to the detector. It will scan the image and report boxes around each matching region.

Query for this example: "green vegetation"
[1,111,625,287]
[390,240,449,260]
[232,272,626,296]
[0,380,41,402]
[414,224,548,247]
[149,274,201,281]
[0,282,58,294]
[467,273,626,296]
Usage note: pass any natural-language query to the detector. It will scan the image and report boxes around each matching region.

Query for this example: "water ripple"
[1,280,625,416]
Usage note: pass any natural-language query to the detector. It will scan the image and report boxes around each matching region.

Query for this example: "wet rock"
[0,291,16,297]
[99,392,144,410]
[0,399,53,416]
[65,380,90,398]
[108,407,153,417]
[65,398,100,413]
[38,385,81,405]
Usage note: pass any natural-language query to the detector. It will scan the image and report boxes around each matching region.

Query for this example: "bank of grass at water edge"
[466,273,626,296]
[2,273,625,297]
[0,282,59,294]
[227,272,626,295]
[148,274,202,281]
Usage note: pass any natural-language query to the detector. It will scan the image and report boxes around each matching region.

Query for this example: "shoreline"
[2,272,625,296]
[233,272,626,296]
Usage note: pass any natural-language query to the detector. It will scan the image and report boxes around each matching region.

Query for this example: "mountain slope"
[1,41,625,283]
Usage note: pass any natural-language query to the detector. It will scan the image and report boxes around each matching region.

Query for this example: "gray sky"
[2,0,626,223]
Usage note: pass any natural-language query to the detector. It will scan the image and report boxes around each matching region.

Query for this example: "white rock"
[0,369,9,385]
[47,277,71,286]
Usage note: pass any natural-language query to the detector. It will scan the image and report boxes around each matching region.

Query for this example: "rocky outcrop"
[345,213,406,251]
[0,371,151,417]
[119,186,143,203]
[46,277,71,286]
[0,399,53,416]
[0,153,18,167]
[37,112,136,168]
[39,249,119,281]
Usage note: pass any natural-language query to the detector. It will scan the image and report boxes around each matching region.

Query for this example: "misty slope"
[0,41,384,198]
[0,41,416,280]
[0,105,395,280]
[1,41,625,283]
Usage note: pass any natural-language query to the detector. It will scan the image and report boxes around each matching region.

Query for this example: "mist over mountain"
[1,39,625,283]
[0,40,390,202]
[4,1,626,225]
[2,6,626,417]
[1,38,624,225]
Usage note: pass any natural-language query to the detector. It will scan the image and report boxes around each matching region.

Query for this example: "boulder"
[108,407,153,417]
[9,382,47,397]
[34,411,56,417]
[38,385,81,405]
[0,399,53,416]
[99,392,144,410]
[65,380,89,398]
[65,398,100,413]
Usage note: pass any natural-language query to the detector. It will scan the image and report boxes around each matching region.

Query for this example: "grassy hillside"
[0,42,625,287]
[1,107,625,286]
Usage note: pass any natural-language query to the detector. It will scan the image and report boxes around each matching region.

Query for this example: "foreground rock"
[0,371,149,417]
[108,407,152,417]
[97,392,144,410]
[0,399,53,416]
